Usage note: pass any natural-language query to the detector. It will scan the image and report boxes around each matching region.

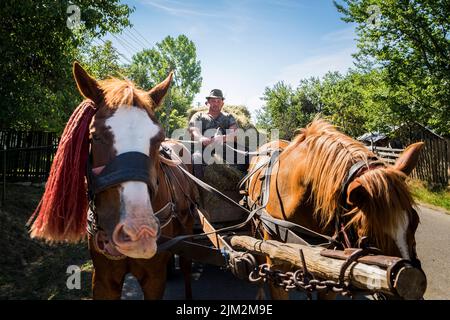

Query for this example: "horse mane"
[99,78,154,112]
[29,100,97,242]
[292,117,414,250]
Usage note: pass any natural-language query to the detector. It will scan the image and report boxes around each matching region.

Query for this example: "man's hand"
[212,135,225,145]
[200,136,213,146]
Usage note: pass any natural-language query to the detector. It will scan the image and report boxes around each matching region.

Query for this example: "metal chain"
[248,263,353,297]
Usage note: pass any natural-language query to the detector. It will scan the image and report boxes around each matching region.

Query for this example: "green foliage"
[256,68,416,139]
[128,35,202,134]
[156,88,191,135]
[0,0,133,132]
[78,40,127,80]
[258,1,450,138]
[334,0,450,134]
[256,82,310,140]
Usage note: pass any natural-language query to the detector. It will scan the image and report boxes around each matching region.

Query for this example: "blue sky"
[104,0,357,117]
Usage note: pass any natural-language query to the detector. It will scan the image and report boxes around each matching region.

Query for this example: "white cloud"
[275,47,356,86]
[257,0,308,9]
[139,0,223,18]
[321,27,356,43]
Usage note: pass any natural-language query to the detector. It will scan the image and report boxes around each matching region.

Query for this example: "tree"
[256,69,406,138]
[0,0,133,131]
[334,0,450,134]
[78,40,126,80]
[128,35,202,134]
[256,82,298,139]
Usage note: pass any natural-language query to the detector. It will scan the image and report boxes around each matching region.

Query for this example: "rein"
[169,138,271,157]
[156,146,338,252]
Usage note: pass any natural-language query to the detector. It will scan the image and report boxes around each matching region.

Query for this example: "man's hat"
[206,89,225,100]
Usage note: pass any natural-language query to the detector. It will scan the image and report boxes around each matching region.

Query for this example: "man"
[188,89,238,179]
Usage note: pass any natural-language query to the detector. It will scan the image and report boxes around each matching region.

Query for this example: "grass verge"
[407,179,450,213]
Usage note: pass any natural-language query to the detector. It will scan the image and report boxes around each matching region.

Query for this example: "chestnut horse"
[246,119,424,299]
[29,62,198,299]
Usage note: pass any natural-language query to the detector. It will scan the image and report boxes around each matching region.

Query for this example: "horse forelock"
[346,168,415,253]
[99,78,154,113]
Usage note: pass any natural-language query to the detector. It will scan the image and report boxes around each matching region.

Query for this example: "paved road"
[121,205,450,300]
[415,205,450,300]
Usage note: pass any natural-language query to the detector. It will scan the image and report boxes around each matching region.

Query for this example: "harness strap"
[157,206,261,252]
[237,148,283,190]
[157,148,338,251]
[171,139,276,157]
[335,157,386,247]
[90,152,151,194]
[259,149,282,208]
[258,210,335,247]
[223,142,281,157]
[340,157,385,206]
[154,202,176,229]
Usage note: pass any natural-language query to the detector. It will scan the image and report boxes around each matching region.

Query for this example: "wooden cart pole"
[230,236,426,299]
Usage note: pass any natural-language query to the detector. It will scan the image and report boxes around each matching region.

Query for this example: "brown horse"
[246,118,424,299]
[29,62,198,299]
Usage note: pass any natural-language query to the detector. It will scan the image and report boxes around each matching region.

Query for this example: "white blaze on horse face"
[392,212,410,260]
[106,105,159,155]
[106,106,159,218]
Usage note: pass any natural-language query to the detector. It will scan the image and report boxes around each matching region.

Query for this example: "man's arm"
[220,124,238,143]
[188,122,213,146]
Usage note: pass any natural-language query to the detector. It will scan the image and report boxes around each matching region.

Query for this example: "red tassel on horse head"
[28,100,97,242]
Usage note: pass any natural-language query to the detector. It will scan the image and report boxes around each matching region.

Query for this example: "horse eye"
[92,134,102,142]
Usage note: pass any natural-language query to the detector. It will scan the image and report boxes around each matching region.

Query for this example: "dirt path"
[415,205,450,300]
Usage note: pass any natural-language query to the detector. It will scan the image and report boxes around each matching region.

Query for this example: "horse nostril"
[117,224,133,242]
[115,223,159,243]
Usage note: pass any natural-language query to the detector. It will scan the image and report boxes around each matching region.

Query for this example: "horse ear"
[73,61,103,105]
[149,71,173,108]
[346,179,369,207]
[393,142,424,176]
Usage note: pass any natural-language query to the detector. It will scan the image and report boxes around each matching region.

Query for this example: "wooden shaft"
[230,236,426,299]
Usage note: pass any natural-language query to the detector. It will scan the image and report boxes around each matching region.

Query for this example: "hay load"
[203,160,244,191]
[200,157,246,223]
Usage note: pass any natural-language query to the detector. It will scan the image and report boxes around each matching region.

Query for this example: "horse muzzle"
[111,220,160,259]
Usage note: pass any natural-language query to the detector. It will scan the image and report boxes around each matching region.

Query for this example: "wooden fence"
[369,143,448,186]
[0,130,59,183]
[390,122,448,186]
[368,145,403,165]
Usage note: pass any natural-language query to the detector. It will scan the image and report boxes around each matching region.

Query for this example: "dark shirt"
[189,111,237,137]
